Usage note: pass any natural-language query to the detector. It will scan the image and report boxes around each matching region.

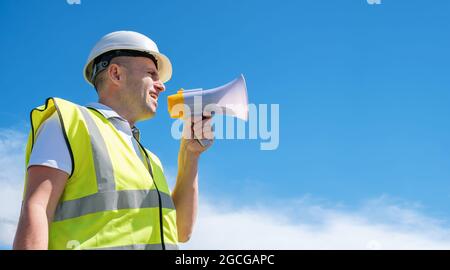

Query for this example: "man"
[13,31,213,250]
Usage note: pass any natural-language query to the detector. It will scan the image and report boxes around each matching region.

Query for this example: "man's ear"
[107,63,124,87]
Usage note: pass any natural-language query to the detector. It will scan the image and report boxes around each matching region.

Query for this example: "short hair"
[93,68,108,92]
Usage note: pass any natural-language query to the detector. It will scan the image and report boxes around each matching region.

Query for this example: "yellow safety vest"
[24,97,178,250]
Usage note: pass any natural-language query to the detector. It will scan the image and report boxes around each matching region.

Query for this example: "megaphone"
[167,74,249,146]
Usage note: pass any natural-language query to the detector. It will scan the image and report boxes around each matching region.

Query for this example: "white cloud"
[2,128,450,250]
[0,129,26,247]
[180,196,450,250]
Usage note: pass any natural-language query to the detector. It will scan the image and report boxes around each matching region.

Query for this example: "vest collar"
[85,102,125,121]
[85,102,140,140]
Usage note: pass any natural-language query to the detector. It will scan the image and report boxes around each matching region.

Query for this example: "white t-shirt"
[28,102,144,175]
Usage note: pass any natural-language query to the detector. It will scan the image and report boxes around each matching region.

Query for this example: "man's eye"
[148,72,159,81]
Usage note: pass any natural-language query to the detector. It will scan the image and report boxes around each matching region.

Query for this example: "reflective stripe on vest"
[54,189,175,221]
[78,106,116,191]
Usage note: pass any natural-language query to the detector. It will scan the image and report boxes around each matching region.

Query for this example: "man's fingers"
[193,123,213,134]
[191,115,204,125]
[193,127,203,138]
[193,118,212,130]
[203,111,214,118]
[203,118,212,126]
[203,130,215,140]
[193,118,212,129]
[192,120,214,139]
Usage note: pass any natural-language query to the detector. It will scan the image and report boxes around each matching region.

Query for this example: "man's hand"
[181,113,215,156]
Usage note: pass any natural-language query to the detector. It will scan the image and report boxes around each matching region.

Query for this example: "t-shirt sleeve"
[27,111,72,175]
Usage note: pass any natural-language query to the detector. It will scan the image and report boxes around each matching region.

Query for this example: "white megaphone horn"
[168,74,249,120]
[167,74,249,146]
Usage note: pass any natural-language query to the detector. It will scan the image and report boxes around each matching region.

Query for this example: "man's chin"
[144,108,157,120]
[135,108,156,122]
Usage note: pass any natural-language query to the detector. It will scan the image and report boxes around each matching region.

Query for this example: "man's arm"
[171,116,213,243]
[13,166,68,250]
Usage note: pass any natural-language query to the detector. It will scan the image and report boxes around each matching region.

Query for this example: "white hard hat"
[83,31,172,87]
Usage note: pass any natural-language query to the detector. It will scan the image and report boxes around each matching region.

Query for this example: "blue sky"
[1,0,450,249]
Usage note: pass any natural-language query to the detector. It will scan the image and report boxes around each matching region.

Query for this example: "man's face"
[119,56,165,121]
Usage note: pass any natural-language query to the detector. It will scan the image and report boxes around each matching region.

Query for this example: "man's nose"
[154,80,165,93]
